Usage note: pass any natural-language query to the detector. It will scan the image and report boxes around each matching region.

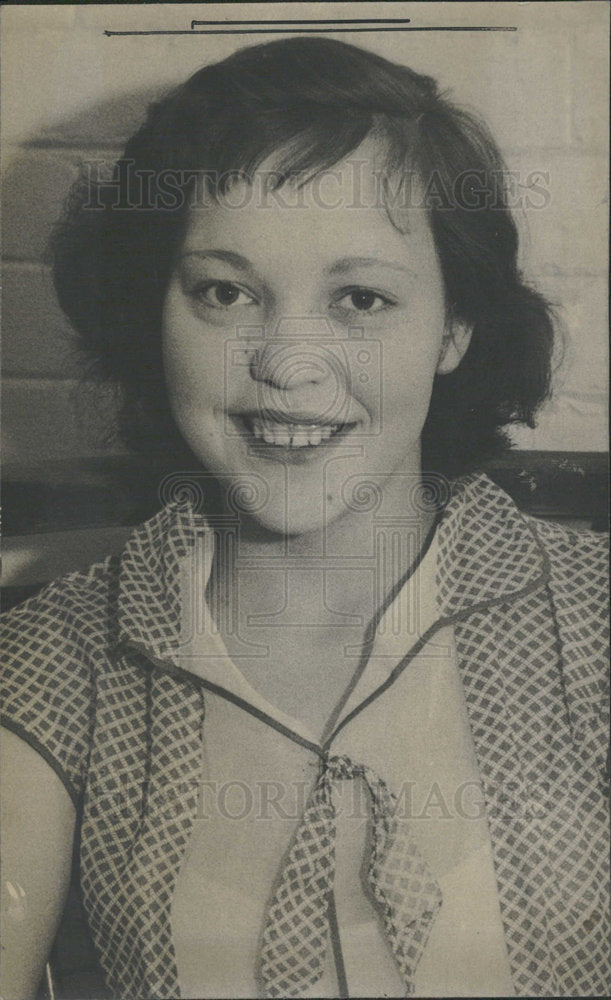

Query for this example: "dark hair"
[52,36,554,477]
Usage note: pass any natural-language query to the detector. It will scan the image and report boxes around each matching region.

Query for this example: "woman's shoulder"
[1,554,121,656]
[455,471,607,576]
[526,513,608,589]
[1,501,190,666]
[525,513,608,727]
[1,556,122,805]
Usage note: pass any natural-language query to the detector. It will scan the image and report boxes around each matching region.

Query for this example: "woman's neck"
[207,476,437,629]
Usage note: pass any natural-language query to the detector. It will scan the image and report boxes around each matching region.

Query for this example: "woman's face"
[162,141,470,536]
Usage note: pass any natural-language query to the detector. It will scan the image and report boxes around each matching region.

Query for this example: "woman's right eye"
[193,281,258,309]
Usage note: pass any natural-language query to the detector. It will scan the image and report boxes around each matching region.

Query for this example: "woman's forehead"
[209,136,418,207]
[181,200,432,276]
[183,142,430,263]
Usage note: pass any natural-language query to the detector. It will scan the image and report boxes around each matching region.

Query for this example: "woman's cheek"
[164,324,223,411]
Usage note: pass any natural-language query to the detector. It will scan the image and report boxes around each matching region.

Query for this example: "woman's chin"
[242,503,330,539]
[219,486,349,539]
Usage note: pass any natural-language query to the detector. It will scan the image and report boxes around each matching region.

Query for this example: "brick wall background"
[2,2,608,469]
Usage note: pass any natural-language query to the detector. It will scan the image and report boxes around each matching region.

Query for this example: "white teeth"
[249,417,342,447]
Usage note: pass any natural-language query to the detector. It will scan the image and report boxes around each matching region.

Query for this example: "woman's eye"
[335,289,393,314]
[194,281,257,308]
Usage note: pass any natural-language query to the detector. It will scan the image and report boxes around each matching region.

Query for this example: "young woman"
[2,37,608,999]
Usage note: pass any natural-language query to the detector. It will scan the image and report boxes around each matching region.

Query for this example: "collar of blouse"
[115,471,549,665]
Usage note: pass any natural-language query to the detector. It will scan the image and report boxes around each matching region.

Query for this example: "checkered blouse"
[2,474,609,998]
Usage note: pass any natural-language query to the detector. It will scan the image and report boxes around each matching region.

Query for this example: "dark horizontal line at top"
[191,18,413,26]
[105,26,518,36]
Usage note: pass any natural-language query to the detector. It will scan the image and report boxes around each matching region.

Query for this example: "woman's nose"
[249,341,335,389]
[245,319,350,423]
[249,317,345,390]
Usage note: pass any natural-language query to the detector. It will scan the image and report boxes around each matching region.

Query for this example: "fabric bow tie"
[259,753,443,998]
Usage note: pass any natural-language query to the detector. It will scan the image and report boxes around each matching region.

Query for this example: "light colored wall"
[2,2,608,464]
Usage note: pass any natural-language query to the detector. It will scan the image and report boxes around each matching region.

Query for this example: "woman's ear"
[436,320,473,375]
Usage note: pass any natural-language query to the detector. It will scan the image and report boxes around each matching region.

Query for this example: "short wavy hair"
[52,36,554,478]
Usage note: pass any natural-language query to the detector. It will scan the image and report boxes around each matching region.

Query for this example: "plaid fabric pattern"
[441,481,610,996]
[1,561,116,800]
[455,597,609,996]
[1,474,608,998]
[80,666,204,999]
[259,753,442,998]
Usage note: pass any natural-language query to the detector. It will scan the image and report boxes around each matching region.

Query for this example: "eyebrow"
[326,256,415,276]
[182,250,414,278]
[180,249,255,272]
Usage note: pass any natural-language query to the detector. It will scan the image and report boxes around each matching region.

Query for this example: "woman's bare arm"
[1,727,76,1000]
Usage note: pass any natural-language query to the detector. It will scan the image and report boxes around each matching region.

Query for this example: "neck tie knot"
[320,752,365,783]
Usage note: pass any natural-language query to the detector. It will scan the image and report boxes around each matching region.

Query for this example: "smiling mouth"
[236,414,358,448]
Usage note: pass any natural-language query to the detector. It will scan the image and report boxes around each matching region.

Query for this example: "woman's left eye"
[334,289,394,314]
[193,281,257,308]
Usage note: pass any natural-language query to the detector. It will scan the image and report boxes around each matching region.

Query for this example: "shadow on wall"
[2,85,167,469]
